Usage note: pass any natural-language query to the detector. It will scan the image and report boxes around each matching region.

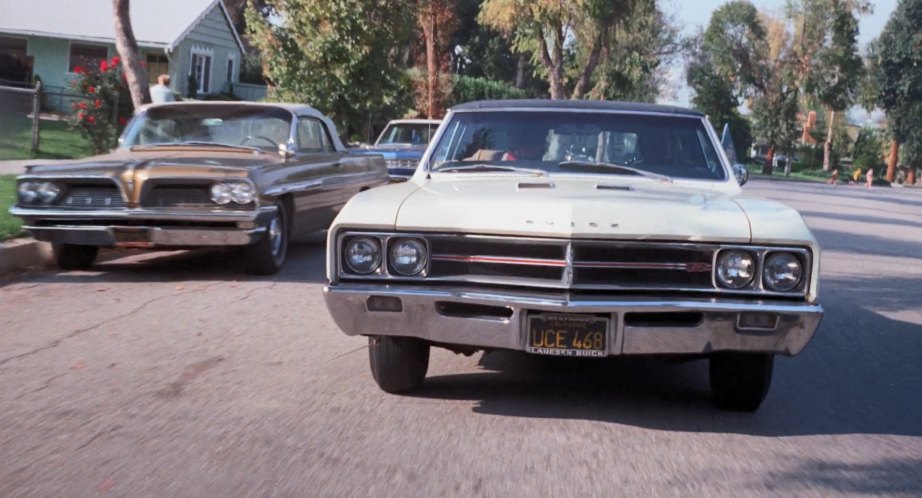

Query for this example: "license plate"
[526,314,609,357]
[113,228,152,247]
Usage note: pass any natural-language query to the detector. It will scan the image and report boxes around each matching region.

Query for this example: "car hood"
[392,176,753,242]
[21,148,284,181]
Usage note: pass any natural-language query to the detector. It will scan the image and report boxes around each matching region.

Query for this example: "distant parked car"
[354,119,440,181]
[11,101,387,274]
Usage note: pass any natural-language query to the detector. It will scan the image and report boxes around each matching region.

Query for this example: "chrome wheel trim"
[269,216,283,258]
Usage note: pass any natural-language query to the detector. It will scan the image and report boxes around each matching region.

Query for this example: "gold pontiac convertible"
[323,100,824,411]
[11,102,387,274]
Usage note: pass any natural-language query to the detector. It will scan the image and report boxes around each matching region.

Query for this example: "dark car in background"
[354,119,440,181]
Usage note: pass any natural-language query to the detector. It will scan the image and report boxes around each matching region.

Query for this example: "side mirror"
[733,164,749,186]
[278,141,295,160]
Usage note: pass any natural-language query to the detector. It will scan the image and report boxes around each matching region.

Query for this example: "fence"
[0,82,41,155]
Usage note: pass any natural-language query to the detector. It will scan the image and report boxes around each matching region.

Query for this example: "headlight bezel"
[713,245,811,296]
[17,181,61,204]
[338,232,430,279]
[210,180,257,205]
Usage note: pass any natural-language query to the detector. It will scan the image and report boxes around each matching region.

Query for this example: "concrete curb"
[0,237,53,273]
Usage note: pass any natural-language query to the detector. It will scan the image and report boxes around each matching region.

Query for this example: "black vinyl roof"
[451,99,704,117]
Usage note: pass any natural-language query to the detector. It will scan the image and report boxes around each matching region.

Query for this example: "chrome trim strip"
[572,261,713,271]
[430,254,567,267]
[23,224,267,247]
[10,205,274,222]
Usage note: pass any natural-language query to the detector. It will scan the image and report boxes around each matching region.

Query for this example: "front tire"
[709,353,774,411]
[369,336,430,393]
[244,203,288,275]
[53,244,98,270]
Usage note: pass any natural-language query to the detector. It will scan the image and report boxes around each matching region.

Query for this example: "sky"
[659,0,899,109]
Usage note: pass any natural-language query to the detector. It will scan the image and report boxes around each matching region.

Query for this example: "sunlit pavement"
[1,180,920,496]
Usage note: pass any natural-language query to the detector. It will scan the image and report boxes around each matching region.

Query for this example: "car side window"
[297,118,331,153]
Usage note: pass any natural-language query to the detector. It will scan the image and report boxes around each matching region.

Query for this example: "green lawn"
[0,175,24,240]
[0,115,91,160]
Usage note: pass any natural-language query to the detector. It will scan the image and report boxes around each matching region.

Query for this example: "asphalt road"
[1,179,920,497]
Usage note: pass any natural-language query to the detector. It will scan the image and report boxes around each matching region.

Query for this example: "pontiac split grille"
[58,186,125,209]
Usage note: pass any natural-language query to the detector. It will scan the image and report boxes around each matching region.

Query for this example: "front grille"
[57,185,125,209]
[142,185,213,208]
[384,159,417,169]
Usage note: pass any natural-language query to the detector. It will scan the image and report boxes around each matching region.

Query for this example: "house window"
[69,43,107,73]
[226,56,236,85]
[146,53,169,84]
[0,36,31,84]
[189,48,213,94]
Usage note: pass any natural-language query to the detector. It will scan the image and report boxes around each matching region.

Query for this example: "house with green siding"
[0,0,254,111]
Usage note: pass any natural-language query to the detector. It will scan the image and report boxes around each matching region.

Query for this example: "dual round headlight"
[18,181,61,204]
[210,181,255,205]
[762,252,803,292]
[716,250,803,292]
[343,236,428,276]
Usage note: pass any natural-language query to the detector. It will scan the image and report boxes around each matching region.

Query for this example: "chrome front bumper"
[23,224,265,247]
[323,284,823,356]
[11,206,275,248]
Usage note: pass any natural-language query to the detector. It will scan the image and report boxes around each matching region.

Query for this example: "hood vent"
[517,182,555,190]
[596,184,634,191]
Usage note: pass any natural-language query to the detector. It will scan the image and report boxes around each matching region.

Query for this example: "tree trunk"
[113,0,150,107]
[572,33,605,99]
[762,146,775,175]
[907,167,916,185]
[822,109,835,172]
[420,3,439,118]
[885,139,898,182]
[537,27,565,99]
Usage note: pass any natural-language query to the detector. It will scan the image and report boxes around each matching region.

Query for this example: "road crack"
[0,282,225,368]
[75,424,122,451]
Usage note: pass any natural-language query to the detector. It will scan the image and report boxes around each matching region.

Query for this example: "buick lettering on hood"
[323,100,823,411]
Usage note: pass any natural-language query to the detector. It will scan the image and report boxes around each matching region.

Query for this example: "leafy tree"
[112,0,150,107]
[589,0,684,102]
[871,0,922,181]
[792,0,868,171]
[479,0,637,99]
[418,0,459,118]
[701,1,800,174]
[852,127,885,172]
[246,0,415,139]
[686,33,752,155]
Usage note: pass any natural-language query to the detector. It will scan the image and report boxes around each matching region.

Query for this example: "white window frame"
[189,46,214,94]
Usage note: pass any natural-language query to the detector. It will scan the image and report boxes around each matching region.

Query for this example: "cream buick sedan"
[323,100,823,411]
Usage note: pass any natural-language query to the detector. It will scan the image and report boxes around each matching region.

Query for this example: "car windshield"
[429,111,727,181]
[376,123,437,146]
[121,104,293,151]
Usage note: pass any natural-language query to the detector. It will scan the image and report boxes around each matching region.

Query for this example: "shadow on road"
[412,273,921,439]
[755,457,922,495]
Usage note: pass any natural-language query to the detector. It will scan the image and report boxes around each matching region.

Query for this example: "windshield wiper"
[558,160,672,182]
[435,164,547,176]
[129,142,263,153]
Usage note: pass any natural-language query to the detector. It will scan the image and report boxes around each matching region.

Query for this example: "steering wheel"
[241,135,278,147]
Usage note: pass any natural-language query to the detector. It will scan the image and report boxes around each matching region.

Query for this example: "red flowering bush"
[70,56,132,154]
